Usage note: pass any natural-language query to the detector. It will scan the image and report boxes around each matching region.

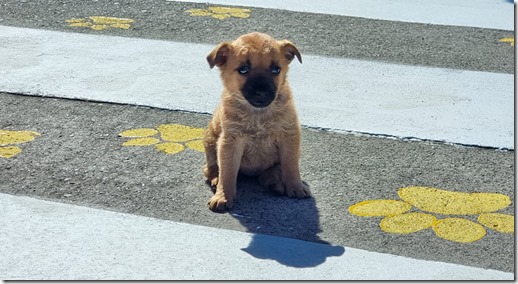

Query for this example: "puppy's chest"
[233,117,288,174]
[240,133,280,174]
[230,114,288,168]
[243,131,279,150]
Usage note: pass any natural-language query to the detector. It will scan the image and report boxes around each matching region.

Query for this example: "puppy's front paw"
[208,192,234,212]
[285,181,311,199]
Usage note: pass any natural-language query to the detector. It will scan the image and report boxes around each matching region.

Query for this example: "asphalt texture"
[0,92,514,272]
[0,0,513,74]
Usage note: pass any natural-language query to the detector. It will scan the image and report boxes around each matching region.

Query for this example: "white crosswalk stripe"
[0,25,513,149]
[1,193,513,280]
[172,0,514,30]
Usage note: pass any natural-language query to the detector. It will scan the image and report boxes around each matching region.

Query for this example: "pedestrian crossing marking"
[0,130,40,158]
[119,124,205,154]
[347,200,411,216]
[0,146,22,159]
[398,186,511,215]
[66,16,134,31]
[499,37,514,46]
[122,137,160,146]
[380,212,437,234]
[432,218,486,243]
[477,213,514,233]
[348,186,514,243]
[185,6,251,20]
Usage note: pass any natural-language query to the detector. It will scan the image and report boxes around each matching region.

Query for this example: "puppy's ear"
[207,42,232,69]
[279,40,302,64]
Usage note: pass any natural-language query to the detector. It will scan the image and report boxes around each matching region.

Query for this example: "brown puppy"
[204,32,310,212]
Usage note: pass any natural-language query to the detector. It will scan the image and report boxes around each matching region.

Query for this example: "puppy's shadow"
[228,174,345,268]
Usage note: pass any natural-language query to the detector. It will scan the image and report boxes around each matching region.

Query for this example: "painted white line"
[170,0,514,30]
[0,193,513,280]
[0,26,513,149]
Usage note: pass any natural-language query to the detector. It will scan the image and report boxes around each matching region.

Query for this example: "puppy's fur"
[204,32,310,212]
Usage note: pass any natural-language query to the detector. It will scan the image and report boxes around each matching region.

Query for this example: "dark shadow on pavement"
[241,234,345,268]
[229,174,345,268]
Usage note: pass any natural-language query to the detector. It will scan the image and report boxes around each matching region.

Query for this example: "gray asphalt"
[0,0,515,277]
[0,92,514,272]
[0,0,513,73]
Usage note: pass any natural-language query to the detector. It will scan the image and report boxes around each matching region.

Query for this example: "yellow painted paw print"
[499,37,514,47]
[119,124,205,155]
[66,16,134,31]
[349,186,514,243]
[0,130,40,158]
[185,6,251,20]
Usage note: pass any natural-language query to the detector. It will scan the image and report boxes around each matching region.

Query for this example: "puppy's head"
[207,32,301,108]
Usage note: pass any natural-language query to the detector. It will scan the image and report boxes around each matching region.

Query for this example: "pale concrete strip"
[170,0,514,30]
[0,25,513,149]
[0,193,513,280]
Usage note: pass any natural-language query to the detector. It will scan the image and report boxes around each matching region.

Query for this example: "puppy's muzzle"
[242,75,276,108]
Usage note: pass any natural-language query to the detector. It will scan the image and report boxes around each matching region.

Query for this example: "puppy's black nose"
[248,90,274,108]
[255,91,267,100]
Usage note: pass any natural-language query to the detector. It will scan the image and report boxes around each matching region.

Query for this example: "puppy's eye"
[271,66,281,75]
[237,65,250,75]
